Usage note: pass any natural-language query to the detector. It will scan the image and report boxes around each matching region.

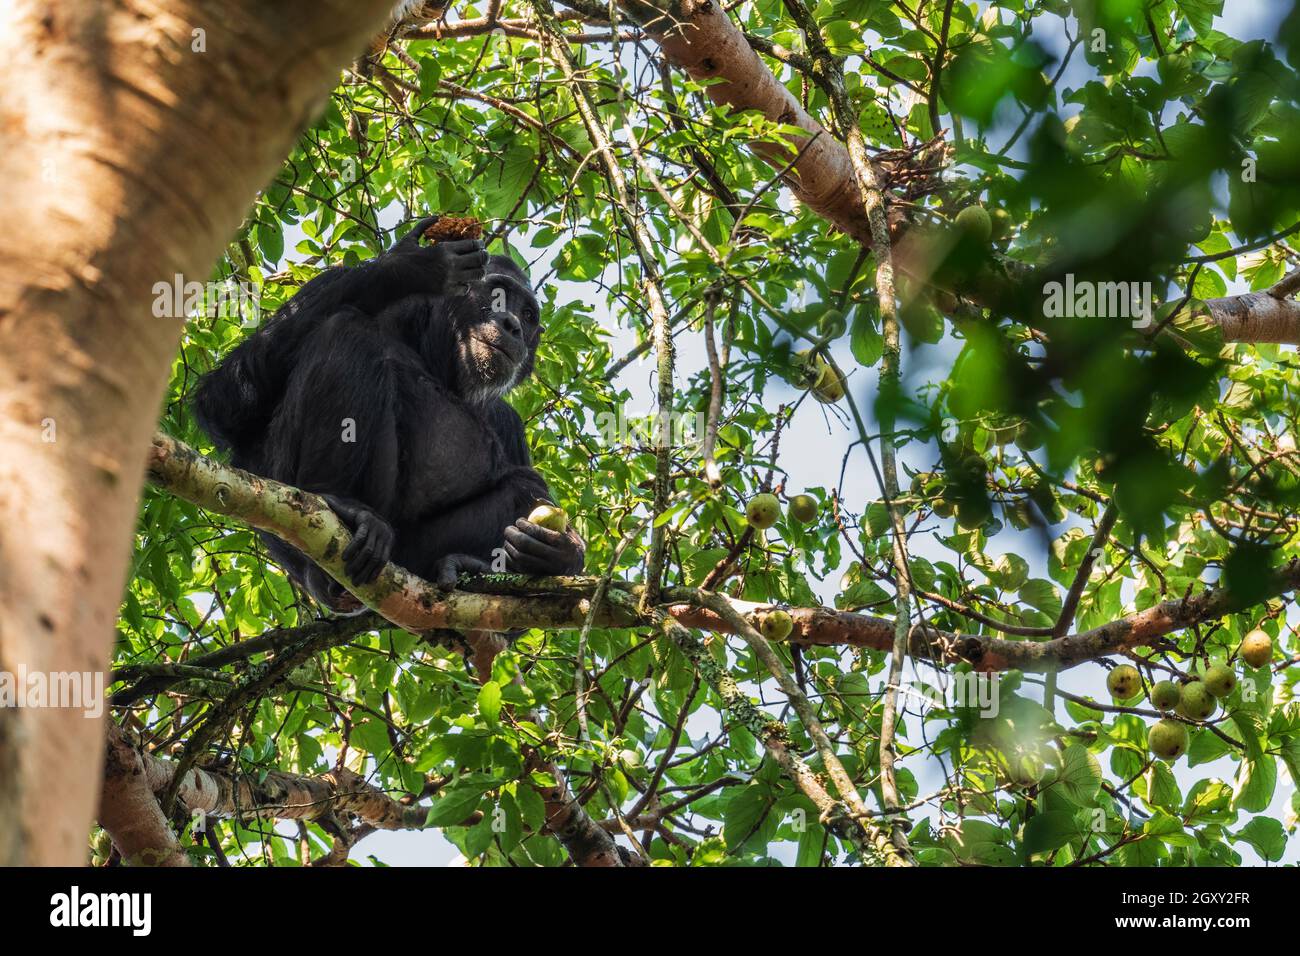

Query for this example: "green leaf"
[478,680,503,723]
[1233,817,1286,862]
[1056,744,1102,806]
[1023,811,1080,855]
[426,785,489,828]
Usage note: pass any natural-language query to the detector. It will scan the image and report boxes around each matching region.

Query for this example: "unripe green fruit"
[788,494,819,523]
[1016,420,1044,451]
[817,308,847,339]
[1202,663,1236,699]
[528,503,569,533]
[760,608,793,641]
[1106,664,1141,699]
[956,504,990,530]
[1176,681,1216,721]
[745,493,781,529]
[1149,718,1189,760]
[955,205,992,244]
[618,748,643,770]
[1150,680,1182,712]
[1010,752,1045,788]
[959,453,989,482]
[932,497,957,518]
[1240,629,1272,668]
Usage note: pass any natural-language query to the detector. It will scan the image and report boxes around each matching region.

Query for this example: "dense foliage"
[115,0,1300,866]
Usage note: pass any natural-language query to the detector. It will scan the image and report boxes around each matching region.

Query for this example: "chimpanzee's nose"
[499,312,522,339]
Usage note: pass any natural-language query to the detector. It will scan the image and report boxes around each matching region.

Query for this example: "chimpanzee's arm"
[490,403,586,577]
[289,215,487,315]
[192,215,484,459]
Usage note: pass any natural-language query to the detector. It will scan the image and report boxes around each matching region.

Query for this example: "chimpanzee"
[193,215,584,613]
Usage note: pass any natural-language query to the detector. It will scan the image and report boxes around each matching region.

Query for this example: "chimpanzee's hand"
[391,215,487,294]
[323,495,394,586]
[432,553,491,588]
[503,519,585,576]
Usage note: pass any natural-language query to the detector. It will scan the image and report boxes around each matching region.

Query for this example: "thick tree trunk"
[0,0,395,866]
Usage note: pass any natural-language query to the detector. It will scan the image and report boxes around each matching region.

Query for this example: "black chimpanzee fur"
[193,215,584,612]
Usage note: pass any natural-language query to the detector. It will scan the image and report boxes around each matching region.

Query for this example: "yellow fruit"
[1240,629,1272,668]
[1148,719,1189,760]
[812,366,846,404]
[746,493,781,529]
[1202,663,1236,699]
[1150,680,1181,712]
[990,207,1014,241]
[788,494,819,523]
[1106,664,1141,699]
[955,205,992,244]
[1176,681,1216,721]
[796,349,845,403]
[760,608,793,641]
[527,503,568,533]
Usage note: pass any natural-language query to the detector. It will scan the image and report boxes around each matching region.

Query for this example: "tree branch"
[145,432,1300,673]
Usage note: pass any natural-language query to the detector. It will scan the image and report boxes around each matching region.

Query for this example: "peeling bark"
[612,1,1300,344]
[635,0,872,243]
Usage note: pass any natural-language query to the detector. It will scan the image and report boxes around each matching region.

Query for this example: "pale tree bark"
[0,0,397,866]
[99,723,429,866]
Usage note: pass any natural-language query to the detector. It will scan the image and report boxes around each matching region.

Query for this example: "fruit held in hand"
[422,214,483,242]
[1202,663,1236,699]
[788,494,819,523]
[1106,664,1141,699]
[746,493,781,529]
[527,503,568,533]
[1148,718,1189,760]
[1176,681,1216,721]
[954,205,992,244]
[1150,680,1182,712]
[760,608,793,640]
[1240,629,1272,668]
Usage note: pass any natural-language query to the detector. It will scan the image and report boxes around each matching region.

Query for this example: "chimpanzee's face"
[454,257,540,402]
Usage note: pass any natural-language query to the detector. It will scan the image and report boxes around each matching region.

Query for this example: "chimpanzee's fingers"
[503,541,550,575]
[435,554,488,587]
[343,522,370,567]
[355,537,386,585]
[449,245,488,283]
[504,523,562,560]
[512,519,567,547]
[435,560,461,588]
[395,215,441,249]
